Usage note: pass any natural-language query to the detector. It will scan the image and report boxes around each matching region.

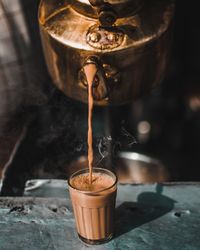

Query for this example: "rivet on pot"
[107,33,118,42]
[89,32,101,43]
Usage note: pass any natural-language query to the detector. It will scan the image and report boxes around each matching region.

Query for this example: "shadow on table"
[115,184,176,238]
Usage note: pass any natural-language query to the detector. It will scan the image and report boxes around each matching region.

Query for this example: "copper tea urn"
[38,0,175,105]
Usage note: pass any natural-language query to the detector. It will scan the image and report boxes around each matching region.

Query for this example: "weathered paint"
[0,181,200,250]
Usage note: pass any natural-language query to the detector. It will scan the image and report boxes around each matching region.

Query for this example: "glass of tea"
[68,167,117,245]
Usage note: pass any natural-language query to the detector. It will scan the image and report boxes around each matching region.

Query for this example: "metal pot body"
[39,0,175,105]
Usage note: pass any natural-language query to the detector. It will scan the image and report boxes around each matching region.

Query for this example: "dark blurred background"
[0,0,199,195]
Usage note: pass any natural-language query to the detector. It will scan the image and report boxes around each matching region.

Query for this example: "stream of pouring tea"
[84,64,98,185]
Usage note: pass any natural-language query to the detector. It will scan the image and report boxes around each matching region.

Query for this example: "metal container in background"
[116,152,169,183]
[66,152,169,184]
[38,0,175,105]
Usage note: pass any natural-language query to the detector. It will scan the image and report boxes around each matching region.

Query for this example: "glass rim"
[68,167,118,194]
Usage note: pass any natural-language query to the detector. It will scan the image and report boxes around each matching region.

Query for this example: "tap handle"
[88,0,117,27]
[89,0,104,6]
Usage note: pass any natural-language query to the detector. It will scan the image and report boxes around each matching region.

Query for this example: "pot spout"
[82,56,108,101]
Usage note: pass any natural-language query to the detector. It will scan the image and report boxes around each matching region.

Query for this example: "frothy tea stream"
[83,63,98,185]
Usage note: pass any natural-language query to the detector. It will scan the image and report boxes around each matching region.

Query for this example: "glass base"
[78,233,113,245]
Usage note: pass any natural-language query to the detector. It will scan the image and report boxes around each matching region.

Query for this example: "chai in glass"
[68,168,117,245]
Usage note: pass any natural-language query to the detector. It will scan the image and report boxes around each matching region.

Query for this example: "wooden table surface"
[0,180,200,250]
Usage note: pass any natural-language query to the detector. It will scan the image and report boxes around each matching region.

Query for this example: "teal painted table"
[0,181,200,250]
